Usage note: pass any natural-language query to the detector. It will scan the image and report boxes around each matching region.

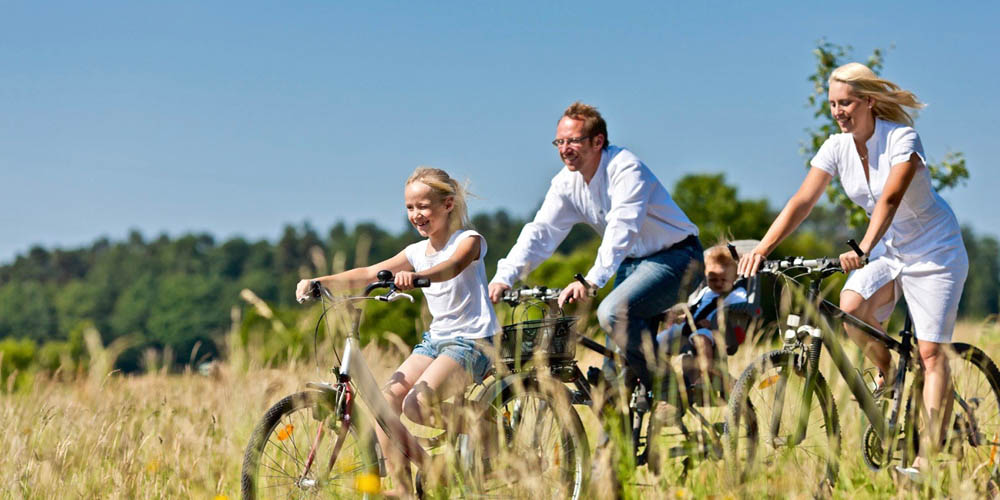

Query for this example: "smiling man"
[488,101,702,390]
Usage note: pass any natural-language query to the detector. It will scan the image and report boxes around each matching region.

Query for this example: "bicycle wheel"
[900,343,1000,484]
[727,349,840,485]
[648,367,758,481]
[241,390,381,500]
[471,377,589,499]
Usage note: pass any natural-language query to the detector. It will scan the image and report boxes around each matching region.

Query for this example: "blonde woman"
[296,167,499,495]
[737,63,968,475]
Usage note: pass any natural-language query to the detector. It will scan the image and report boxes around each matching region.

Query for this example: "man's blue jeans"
[598,235,703,390]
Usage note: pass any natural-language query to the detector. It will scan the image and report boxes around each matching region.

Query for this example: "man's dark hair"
[562,101,609,150]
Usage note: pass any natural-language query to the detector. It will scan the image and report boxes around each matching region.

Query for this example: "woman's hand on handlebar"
[394,271,421,291]
[737,246,768,278]
[838,250,867,273]
[488,282,510,304]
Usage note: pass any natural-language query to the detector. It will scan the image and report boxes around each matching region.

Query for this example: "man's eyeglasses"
[551,136,592,147]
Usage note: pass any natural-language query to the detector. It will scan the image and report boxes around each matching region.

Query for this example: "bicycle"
[240,271,588,499]
[725,243,1000,490]
[489,275,760,488]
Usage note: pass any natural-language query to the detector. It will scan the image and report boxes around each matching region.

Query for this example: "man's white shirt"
[492,145,698,288]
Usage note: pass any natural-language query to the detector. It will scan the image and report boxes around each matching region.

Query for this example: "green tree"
[959,227,1000,318]
[0,281,57,341]
[671,173,773,245]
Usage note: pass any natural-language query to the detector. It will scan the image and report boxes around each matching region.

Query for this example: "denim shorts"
[411,332,494,384]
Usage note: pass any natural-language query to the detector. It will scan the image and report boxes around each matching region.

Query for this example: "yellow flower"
[355,473,380,494]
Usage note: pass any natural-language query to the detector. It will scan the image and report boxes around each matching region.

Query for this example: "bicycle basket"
[499,317,577,367]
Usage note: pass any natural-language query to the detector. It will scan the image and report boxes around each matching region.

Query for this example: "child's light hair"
[406,167,470,232]
[704,243,737,270]
[829,62,925,127]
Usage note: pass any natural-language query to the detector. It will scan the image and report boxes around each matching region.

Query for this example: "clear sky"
[2,1,997,264]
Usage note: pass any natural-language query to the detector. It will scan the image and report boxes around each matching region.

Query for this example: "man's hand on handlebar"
[557,278,596,308]
[488,282,510,304]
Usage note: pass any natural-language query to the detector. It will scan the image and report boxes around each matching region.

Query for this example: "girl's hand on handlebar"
[394,271,420,291]
[838,250,866,273]
[737,247,768,277]
[295,279,317,303]
[557,279,594,308]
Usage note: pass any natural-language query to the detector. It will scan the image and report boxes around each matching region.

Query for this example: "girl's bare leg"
[376,354,434,497]
[402,355,472,429]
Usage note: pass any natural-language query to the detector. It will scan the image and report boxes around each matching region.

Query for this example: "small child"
[295,167,499,496]
[656,244,748,398]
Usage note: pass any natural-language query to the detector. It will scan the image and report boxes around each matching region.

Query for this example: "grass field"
[3,320,1000,499]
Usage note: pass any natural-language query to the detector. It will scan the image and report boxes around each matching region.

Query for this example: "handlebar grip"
[573,273,598,297]
[309,280,322,298]
[846,239,865,257]
[414,278,430,288]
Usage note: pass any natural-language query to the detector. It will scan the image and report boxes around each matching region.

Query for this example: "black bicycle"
[488,275,761,488]
[725,244,1000,489]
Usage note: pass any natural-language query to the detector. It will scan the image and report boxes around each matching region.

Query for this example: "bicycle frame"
[323,296,431,468]
[778,271,916,449]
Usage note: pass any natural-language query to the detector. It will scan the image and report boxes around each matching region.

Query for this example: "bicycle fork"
[785,329,823,447]
[296,382,356,489]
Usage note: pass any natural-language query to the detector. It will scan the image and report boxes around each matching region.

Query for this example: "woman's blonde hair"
[829,62,925,126]
[406,167,470,232]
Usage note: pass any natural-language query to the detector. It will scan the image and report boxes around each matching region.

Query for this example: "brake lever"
[381,290,415,303]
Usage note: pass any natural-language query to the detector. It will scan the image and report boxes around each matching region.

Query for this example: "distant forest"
[2,174,997,374]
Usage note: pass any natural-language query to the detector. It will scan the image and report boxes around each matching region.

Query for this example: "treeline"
[1,174,997,376]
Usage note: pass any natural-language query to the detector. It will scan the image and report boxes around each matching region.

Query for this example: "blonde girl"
[295,167,499,495]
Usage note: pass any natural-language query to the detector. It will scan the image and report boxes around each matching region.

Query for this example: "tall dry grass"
[2,320,1000,498]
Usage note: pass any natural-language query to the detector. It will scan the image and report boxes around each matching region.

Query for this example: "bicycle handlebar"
[300,270,430,304]
[729,239,868,276]
[760,256,843,273]
[501,273,597,305]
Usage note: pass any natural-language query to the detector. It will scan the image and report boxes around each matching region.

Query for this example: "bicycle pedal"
[586,366,605,386]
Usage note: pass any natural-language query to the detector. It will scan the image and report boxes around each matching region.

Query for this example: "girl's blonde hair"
[406,167,470,232]
[829,62,925,126]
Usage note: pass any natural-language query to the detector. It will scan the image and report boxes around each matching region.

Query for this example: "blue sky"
[2,1,998,264]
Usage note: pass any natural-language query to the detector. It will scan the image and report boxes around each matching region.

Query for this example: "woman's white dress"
[811,118,968,342]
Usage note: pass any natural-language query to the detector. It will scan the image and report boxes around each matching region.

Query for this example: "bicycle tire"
[899,342,1000,484]
[472,377,589,499]
[726,349,840,485]
[241,390,381,500]
[647,368,757,481]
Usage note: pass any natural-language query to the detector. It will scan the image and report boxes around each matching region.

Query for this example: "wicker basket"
[499,317,577,367]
